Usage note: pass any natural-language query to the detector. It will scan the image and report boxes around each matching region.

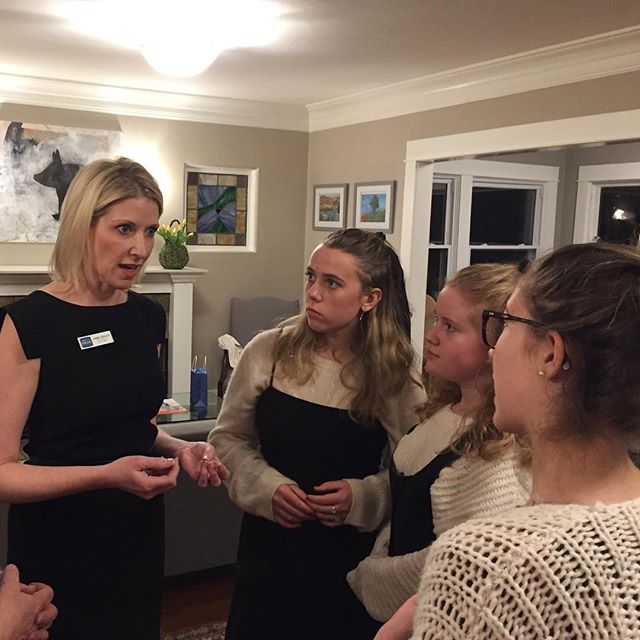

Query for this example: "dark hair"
[520,242,640,440]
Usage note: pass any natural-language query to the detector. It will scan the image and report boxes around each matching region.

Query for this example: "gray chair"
[229,296,300,347]
[218,296,300,396]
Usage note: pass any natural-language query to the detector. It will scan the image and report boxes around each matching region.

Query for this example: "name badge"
[77,330,114,350]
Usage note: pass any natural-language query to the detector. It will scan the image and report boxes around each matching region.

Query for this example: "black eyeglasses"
[481,309,545,349]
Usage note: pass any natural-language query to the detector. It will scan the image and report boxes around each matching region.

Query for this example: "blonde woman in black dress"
[0,158,228,639]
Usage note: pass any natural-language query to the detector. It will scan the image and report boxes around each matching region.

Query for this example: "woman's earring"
[562,360,571,371]
[359,310,365,321]
[537,370,546,377]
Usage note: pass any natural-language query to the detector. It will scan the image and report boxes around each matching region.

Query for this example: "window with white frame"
[426,178,455,298]
[574,162,640,246]
[468,180,540,265]
[426,160,559,297]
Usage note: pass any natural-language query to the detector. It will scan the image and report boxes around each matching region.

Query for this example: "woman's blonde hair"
[50,157,163,290]
[273,229,418,425]
[421,263,522,460]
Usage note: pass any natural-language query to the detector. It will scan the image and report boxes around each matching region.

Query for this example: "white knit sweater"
[347,407,531,622]
[411,498,640,640]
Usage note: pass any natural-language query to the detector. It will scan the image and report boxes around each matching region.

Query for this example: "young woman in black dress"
[0,157,228,639]
[210,229,426,640]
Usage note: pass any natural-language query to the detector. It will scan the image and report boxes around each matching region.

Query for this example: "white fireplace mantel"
[0,265,207,395]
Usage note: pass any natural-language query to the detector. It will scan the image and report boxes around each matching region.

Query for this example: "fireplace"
[0,265,207,394]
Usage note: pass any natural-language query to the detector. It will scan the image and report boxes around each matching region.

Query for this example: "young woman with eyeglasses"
[379,242,640,640]
[349,263,531,631]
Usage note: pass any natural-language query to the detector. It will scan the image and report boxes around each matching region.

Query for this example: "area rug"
[161,622,226,640]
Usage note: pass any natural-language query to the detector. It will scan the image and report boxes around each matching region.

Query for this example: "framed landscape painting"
[354,181,396,232]
[312,183,348,230]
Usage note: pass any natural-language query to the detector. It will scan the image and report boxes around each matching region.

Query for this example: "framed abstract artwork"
[312,184,348,230]
[184,164,258,252]
[353,181,396,232]
[0,120,121,243]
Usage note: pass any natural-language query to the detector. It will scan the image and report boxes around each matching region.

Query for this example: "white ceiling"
[2,0,640,130]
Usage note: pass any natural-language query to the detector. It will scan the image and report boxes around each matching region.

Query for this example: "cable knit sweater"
[208,328,425,530]
[347,406,531,621]
[411,498,640,640]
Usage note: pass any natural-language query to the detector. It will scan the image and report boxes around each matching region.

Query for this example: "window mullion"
[456,175,473,269]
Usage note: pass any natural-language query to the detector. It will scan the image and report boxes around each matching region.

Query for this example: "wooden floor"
[160,564,236,634]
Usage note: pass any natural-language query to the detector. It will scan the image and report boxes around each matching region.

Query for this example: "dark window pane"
[427,248,448,298]
[470,249,535,266]
[430,183,447,244]
[597,186,640,246]
[470,186,536,245]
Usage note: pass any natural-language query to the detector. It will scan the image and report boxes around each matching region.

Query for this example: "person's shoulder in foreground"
[411,497,640,640]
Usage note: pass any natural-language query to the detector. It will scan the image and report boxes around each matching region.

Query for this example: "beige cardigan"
[208,328,426,530]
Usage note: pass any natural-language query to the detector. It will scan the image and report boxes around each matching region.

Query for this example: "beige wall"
[306,70,640,258]
[5,70,640,383]
[0,103,308,382]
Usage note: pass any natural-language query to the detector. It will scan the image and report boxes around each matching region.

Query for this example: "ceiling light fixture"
[56,0,288,78]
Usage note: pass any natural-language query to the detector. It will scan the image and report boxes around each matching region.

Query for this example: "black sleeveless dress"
[225,385,387,640]
[388,442,460,556]
[1,290,166,640]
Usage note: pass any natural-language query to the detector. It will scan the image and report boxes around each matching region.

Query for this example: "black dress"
[388,443,460,556]
[1,290,166,640]
[224,386,387,640]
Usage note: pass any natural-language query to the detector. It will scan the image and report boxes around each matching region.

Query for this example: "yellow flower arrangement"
[157,219,193,269]
[156,218,193,245]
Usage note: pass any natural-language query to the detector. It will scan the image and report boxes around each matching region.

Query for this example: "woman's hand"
[105,455,179,499]
[0,565,55,640]
[272,484,316,529]
[373,594,417,640]
[22,582,57,640]
[306,480,353,527]
[177,442,230,488]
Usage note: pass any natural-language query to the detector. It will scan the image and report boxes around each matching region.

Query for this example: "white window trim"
[434,159,558,265]
[573,161,640,243]
[400,108,640,359]
[428,177,457,292]
[419,161,558,356]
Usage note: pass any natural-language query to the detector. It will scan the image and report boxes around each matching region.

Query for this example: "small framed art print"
[312,184,348,230]
[354,181,396,232]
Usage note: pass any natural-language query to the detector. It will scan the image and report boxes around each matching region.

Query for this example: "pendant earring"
[359,310,365,321]
[562,360,571,371]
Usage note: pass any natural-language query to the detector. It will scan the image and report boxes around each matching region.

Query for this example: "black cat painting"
[33,150,82,220]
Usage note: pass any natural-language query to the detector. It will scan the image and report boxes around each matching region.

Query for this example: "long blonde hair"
[50,157,163,290]
[421,263,522,459]
[273,229,418,425]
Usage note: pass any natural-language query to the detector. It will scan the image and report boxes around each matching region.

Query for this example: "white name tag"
[77,330,114,350]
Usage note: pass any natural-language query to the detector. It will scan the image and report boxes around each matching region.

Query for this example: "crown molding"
[0,73,309,132]
[307,25,640,132]
[2,25,640,134]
